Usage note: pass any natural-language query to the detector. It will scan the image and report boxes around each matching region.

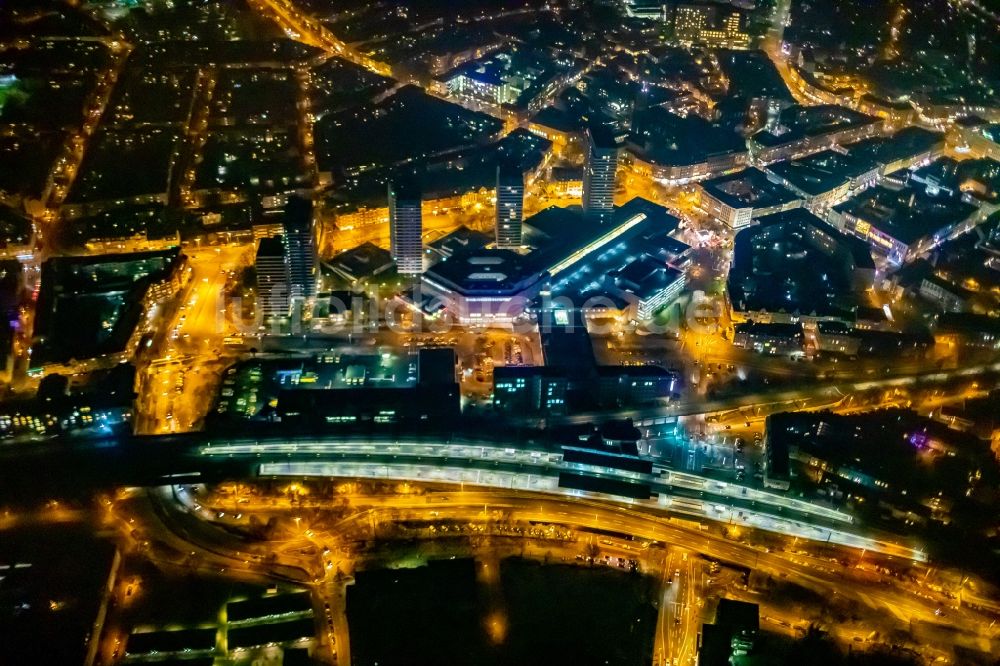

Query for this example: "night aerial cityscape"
[3,1,1000,665]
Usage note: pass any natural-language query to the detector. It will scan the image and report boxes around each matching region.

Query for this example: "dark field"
[347,557,657,666]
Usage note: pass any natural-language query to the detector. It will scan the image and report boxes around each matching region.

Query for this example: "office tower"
[388,178,424,275]
[255,235,290,317]
[495,162,524,248]
[674,4,748,46]
[674,4,710,42]
[582,125,620,219]
[283,196,317,301]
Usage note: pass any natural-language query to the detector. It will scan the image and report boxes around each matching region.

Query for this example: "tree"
[784,625,842,666]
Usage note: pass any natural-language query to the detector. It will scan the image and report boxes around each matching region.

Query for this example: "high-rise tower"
[388,178,424,275]
[283,196,317,301]
[495,162,524,248]
[582,125,620,219]
[255,235,290,318]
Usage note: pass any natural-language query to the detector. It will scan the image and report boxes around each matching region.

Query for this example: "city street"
[129,484,1000,664]
[137,244,253,433]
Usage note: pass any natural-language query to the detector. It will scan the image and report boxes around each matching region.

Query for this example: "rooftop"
[541,313,597,374]
[752,104,879,148]
[441,45,585,110]
[128,628,216,656]
[530,106,583,134]
[715,598,760,633]
[256,235,284,259]
[527,198,681,287]
[765,409,989,500]
[309,56,395,113]
[628,107,746,167]
[227,617,315,651]
[833,184,979,245]
[716,50,793,103]
[911,156,1000,203]
[765,149,878,196]
[227,591,312,624]
[329,128,550,210]
[734,321,804,338]
[728,208,874,320]
[315,85,502,177]
[428,226,492,260]
[611,255,685,302]
[0,205,32,247]
[424,248,543,296]
[935,312,1000,337]
[128,39,322,68]
[844,126,944,171]
[326,242,394,283]
[700,168,801,210]
[31,248,182,366]
[65,127,181,205]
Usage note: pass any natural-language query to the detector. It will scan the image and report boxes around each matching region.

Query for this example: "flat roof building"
[699,168,801,229]
[418,347,457,385]
[422,198,682,325]
[751,104,883,164]
[845,126,944,177]
[227,591,313,625]
[764,149,881,211]
[31,249,185,372]
[762,417,791,490]
[427,226,492,262]
[934,312,1000,349]
[733,321,804,355]
[326,242,394,284]
[627,107,748,184]
[422,248,544,325]
[727,208,875,324]
[493,308,679,413]
[609,255,686,321]
[829,184,983,264]
[698,599,760,665]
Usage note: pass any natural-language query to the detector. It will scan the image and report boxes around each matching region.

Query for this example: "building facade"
[255,236,291,318]
[388,180,424,275]
[495,163,524,248]
[674,4,749,48]
[283,197,317,301]
[733,322,805,355]
[582,126,620,218]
